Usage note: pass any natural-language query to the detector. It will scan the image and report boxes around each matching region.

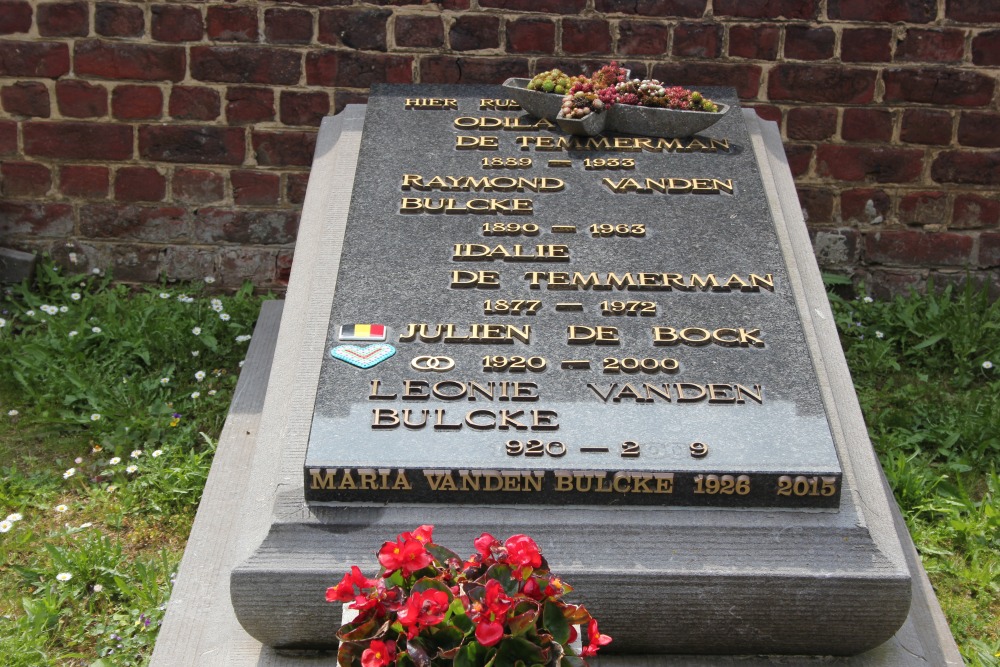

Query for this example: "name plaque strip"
[305,84,842,508]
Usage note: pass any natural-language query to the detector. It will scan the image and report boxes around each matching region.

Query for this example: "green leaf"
[911,333,944,351]
[508,607,539,636]
[496,637,545,665]
[427,543,462,565]
[485,564,519,596]
[543,600,570,644]
[455,640,489,667]
[411,576,455,599]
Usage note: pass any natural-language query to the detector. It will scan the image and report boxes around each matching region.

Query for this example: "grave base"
[227,107,920,657]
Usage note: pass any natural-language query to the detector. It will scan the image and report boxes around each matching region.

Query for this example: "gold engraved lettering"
[399,323,531,344]
[517,136,730,153]
[521,271,773,292]
[451,270,501,288]
[652,326,764,348]
[400,198,533,214]
[453,244,570,262]
[479,99,522,110]
[602,177,734,195]
[586,382,764,404]
[567,325,620,345]
[405,98,458,109]
[309,468,411,491]
[453,116,554,131]
[402,175,564,192]
[368,379,397,400]
[456,135,500,150]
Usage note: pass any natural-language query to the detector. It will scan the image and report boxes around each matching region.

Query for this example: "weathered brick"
[37,2,88,37]
[842,109,893,143]
[714,0,817,20]
[139,125,246,165]
[319,8,389,50]
[0,41,70,77]
[979,233,1000,267]
[60,165,109,198]
[418,56,528,84]
[768,64,876,104]
[651,62,761,99]
[749,104,781,124]
[957,112,1000,148]
[883,68,994,106]
[169,86,220,121]
[899,191,948,226]
[56,80,107,118]
[24,121,132,160]
[895,28,966,63]
[864,230,974,267]
[900,108,952,145]
[2,162,52,197]
[480,0,586,13]
[816,145,924,183]
[0,202,74,236]
[784,25,834,60]
[796,187,833,223]
[841,188,890,224]
[226,86,275,124]
[280,90,329,127]
[191,46,301,85]
[232,170,280,206]
[173,167,224,203]
[151,4,204,43]
[252,130,317,167]
[2,82,50,118]
[596,0,705,15]
[840,28,892,63]
[673,22,721,58]
[450,15,500,52]
[80,203,188,241]
[953,194,999,229]
[193,207,299,244]
[76,40,185,82]
[114,166,166,202]
[276,249,293,285]
[333,89,368,114]
[810,228,860,266]
[307,51,412,87]
[0,120,17,155]
[932,151,1000,185]
[972,31,1000,67]
[563,19,612,55]
[112,85,163,120]
[265,8,313,44]
[946,0,1000,22]
[286,172,309,205]
[616,21,668,56]
[786,107,837,141]
[506,18,555,54]
[159,245,217,283]
[206,5,258,42]
[728,25,779,60]
[0,1,32,34]
[395,15,444,49]
[213,246,279,288]
[829,0,936,23]
[96,2,145,38]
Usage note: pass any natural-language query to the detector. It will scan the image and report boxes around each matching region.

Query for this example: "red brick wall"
[1,1,998,295]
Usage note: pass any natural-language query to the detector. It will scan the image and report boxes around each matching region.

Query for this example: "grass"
[0,261,997,665]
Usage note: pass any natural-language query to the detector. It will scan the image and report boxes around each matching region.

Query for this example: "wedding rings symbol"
[410,355,456,372]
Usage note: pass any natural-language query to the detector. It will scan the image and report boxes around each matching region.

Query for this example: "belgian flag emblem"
[338,324,387,342]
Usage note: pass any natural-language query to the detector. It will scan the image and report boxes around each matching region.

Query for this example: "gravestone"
[230,85,913,656]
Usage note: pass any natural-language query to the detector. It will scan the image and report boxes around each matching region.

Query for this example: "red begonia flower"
[582,618,612,656]
[474,532,500,558]
[475,619,504,647]
[361,639,395,667]
[504,534,542,569]
[378,537,433,576]
[396,589,450,639]
[326,565,375,603]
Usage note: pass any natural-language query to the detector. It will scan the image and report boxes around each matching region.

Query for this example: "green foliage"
[0,258,268,665]
[829,282,1000,666]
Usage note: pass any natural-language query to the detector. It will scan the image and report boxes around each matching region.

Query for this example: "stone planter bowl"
[606,102,730,137]
[556,110,607,136]
[502,78,563,120]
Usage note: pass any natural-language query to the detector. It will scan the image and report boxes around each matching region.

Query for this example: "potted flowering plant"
[327,525,612,666]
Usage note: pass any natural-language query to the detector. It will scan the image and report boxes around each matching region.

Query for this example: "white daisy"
[875,331,884,339]
[235,334,251,343]
[130,450,142,458]
[93,583,103,592]
[159,292,170,299]
[6,513,22,522]
[195,370,206,381]
[126,465,138,474]
[63,468,75,479]
[91,326,101,333]
[70,293,81,301]
[90,413,101,421]
[0,520,12,533]
[219,313,230,321]
[59,306,68,313]
[7,409,18,417]
[56,572,72,582]
[191,391,200,399]
[68,331,78,337]
[55,504,68,513]
[108,457,121,465]
[192,327,201,336]
[160,377,169,385]
[984,361,994,370]
[204,276,215,284]
[152,450,162,458]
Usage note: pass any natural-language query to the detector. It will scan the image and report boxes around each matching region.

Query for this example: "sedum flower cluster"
[328,525,611,667]
[555,61,719,119]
